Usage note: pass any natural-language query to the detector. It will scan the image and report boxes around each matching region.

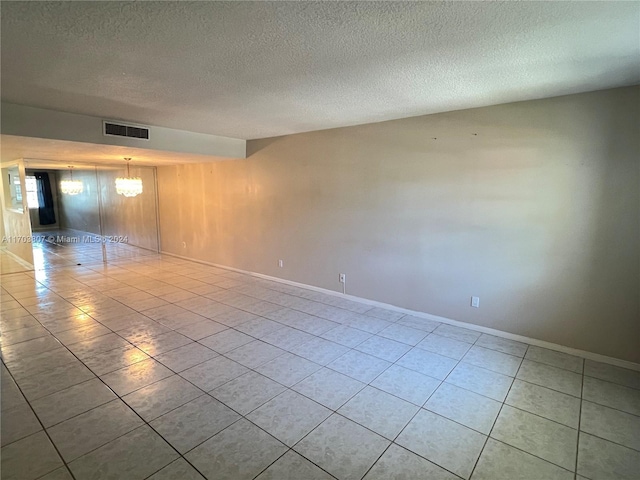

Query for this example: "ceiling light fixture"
[60,166,83,195]
[115,158,143,197]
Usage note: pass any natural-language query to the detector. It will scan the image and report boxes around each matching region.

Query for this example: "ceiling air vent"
[103,121,150,140]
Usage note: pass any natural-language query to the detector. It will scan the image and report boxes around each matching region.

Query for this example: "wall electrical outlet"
[339,273,346,284]
[278,260,283,268]
[471,296,480,308]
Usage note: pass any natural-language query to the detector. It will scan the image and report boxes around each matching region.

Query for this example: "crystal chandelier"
[115,158,143,197]
[60,166,83,195]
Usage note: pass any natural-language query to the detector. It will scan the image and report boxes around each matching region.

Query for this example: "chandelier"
[60,166,83,195]
[115,158,143,197]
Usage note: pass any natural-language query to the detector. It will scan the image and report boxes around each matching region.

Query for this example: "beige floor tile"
[235,317,284,337]
[6,346,77,381]
[198,328,254,353]
[472,438,574,480]
[338,386,419,439]
[122,374,204,421]
[364,444,459,480]
[474,334,528,357]
[446,362,513,401]
[462,345,522,377]
[39,467,74,480]
[376,323,428,346]
[355,335,412,362]
[176,320,228,341]
[17,361,95,401]
[147,458,205,480]
[180,355,249,391]
[364,307,405,322]
[505,379,580,428]
[577,432,640,480]
[31,377,117,427]
[225,340,286,368]
[396,348,457,381]
[68,425,178,480]
[328,350,392,383]
[416,333,473,360]
[516,360,582,397]
[1,402,42,447]
[261,325,316,350]
[289,337,350,365]
[151,395,240,453]
[396,409,486,479]
[425,382,501,434]
[396,315,441,332]
[321,325,372,348]
[292,367,366,410]
[295,414,390,480]
[186,419,287,480]
[580,400,640,451]
[47,399,143,461]
[210,371,286,415]
[134,331,193,355]
[255,450,335,480]
[0,431,64,480]
[582,376,640,416]
[247,390,331,446]
[370,364,441,406]
[525,346,583,374]
[584,360,640,390]
[100,358,173,396]
[432,324,480,344]
[491,405,577,471]
[255,352,322,387]
[154,342,218,372]
[81,345,150,376]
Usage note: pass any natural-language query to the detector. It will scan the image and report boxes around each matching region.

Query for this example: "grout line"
[1,362,79,480]
[468,344,528,479]
[487,437,577,475]
[4,253,639,480]
[3,297,212,479]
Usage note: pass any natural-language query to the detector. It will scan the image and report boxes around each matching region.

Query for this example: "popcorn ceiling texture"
[1,1,639,139]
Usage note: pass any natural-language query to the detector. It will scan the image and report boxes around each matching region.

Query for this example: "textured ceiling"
[1,1,639,140]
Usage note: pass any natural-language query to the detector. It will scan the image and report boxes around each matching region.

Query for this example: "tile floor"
[1,251,639,479]
[0,250,33,275]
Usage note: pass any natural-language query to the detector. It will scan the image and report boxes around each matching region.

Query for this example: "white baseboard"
[162,251,640,372]
[0,248,34,272]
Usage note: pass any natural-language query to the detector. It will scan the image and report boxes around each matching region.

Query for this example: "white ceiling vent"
[103,121,150,140]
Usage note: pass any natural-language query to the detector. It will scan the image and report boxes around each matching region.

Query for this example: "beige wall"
[157,86,640,363]
[0,160,34,267]
[98,166,159,251]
